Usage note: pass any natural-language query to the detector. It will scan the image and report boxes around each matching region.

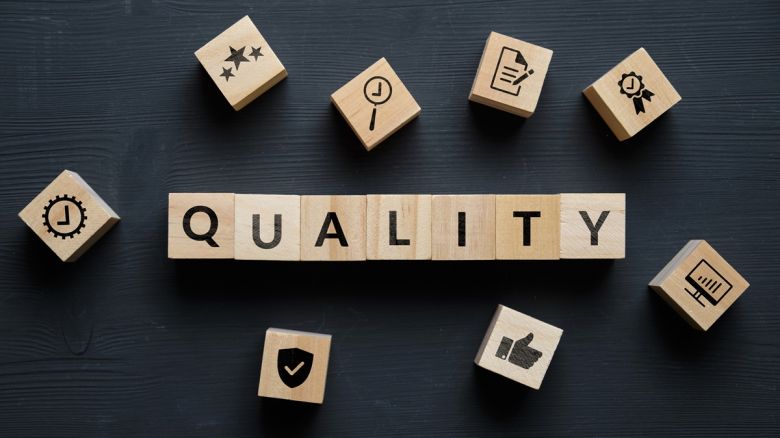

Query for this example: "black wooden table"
[1,1,778,436]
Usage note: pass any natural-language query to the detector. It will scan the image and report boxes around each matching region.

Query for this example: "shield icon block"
[277,347,314,388]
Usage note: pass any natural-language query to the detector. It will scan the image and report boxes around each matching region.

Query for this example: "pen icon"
[491,47,534,96]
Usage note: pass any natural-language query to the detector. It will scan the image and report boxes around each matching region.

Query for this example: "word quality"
[167,193,625,261]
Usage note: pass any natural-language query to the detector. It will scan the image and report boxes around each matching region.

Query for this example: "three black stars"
[221,46,263,82]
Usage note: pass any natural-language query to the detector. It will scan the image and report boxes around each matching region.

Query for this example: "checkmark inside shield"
[277,347,314,388]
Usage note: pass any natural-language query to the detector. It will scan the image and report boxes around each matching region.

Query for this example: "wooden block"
[495,195,560,260]
[300,196,366,261]
[330,58,421,151]
[234,194,300,261]
[469,32,553,117]
[18,170,120,262]
[168,193,235,259]
[258,328,332,404]
[366,195,432,260]
[195,16,287,111]
[649,240,749,331]
[560,193,625,259]
[583,48,681,141]
[431,195,495,260]
[475,304,563,390]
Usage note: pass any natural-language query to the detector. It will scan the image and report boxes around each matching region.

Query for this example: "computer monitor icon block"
[685,259,733,307]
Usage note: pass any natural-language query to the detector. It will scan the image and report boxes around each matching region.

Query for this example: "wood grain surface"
[0,1,778,436]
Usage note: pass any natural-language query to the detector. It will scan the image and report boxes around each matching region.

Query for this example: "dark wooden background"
[1,1,778,436]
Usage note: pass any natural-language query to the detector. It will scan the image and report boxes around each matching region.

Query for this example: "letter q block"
[168,193,235,259]
[475,305,563,390]
[195,16,287,111]
[18,170,120,262]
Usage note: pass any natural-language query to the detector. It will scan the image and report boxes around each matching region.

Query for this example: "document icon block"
[469,32,553,118]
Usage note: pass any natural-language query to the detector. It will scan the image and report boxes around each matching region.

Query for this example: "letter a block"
[258,328,332,404]
[331,58,421,151]
[475,305,563,390]
[367,195,432,260]
[235,194,300,261]
[168,193,235,259]
[583,48,681,141]
[560,193,625,259]
[18,170,120,262]
[649,240,749,331]
[495,195,560,260]
[300,196,366,261]
[195,16,287,111]
[432,195,495,260]
[469,32,553,117]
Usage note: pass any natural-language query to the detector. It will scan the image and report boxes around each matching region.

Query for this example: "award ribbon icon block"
[649,240,749,331]
[195,16,287,111]
[331,58,421,151]
[583,48,681,141]
[258,328,332,404]
[469,32,553,117]
[18,170,120,262]
[475,305,563,389]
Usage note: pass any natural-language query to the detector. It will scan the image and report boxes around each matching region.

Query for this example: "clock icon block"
[18,170,120,262]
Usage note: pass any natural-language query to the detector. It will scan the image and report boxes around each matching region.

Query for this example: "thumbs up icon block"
[475,305,563,389]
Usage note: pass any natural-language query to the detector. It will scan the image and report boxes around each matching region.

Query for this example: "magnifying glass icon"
[363,76,392,131]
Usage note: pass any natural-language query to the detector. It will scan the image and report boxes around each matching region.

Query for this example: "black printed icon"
[225,46,250,70]
[684,259,733,307]
[249,46,263,61]
[363,76,392,131]
[277,347,314,388]
[42,194,87,239]
[490,47,534,96]
[619,71,654,114]
[220,67,234,82]
[495,334,542,369]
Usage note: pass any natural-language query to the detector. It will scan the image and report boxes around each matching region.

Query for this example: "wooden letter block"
[560,193,625,259]
[366,195,432,260]
[432,195,495,260]
[168,193,235,259]
[469,32,553,117]
[195,16,287,111]
[18,170,120,262]
[234,194,300,261]
[495,195,560,260]
[330,58,421,151]
[649,240,749,331]
[475,305,562,390]
[300,196,366,261]
[583,48,681,141]
[258,328,332,404]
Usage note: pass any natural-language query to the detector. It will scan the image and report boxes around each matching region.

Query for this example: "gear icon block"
[42,194,87,239]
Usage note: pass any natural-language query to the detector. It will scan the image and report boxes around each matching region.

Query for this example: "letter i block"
[475,304,563,390]
[469,32,553,117]
[168,193,235,259]
[300,196,366,261]
[431,195,496,260]
[18,170,120,262]
[583,48,681,141]
[495,195,560,260]
[234,194,300,261]
[331,58,421,151]
[560,193,625,259]
[258,328,332,404]
[367,195,432,260]
[195,16,287,111]
[649,240,749,331]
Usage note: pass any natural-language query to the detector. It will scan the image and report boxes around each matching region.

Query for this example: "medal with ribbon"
[618,72,654,114]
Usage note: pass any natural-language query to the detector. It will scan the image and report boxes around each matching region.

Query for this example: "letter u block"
[235,195,301,261]
[168,193,235,259]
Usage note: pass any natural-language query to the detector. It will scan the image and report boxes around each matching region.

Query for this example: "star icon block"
[195,16,287,111]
